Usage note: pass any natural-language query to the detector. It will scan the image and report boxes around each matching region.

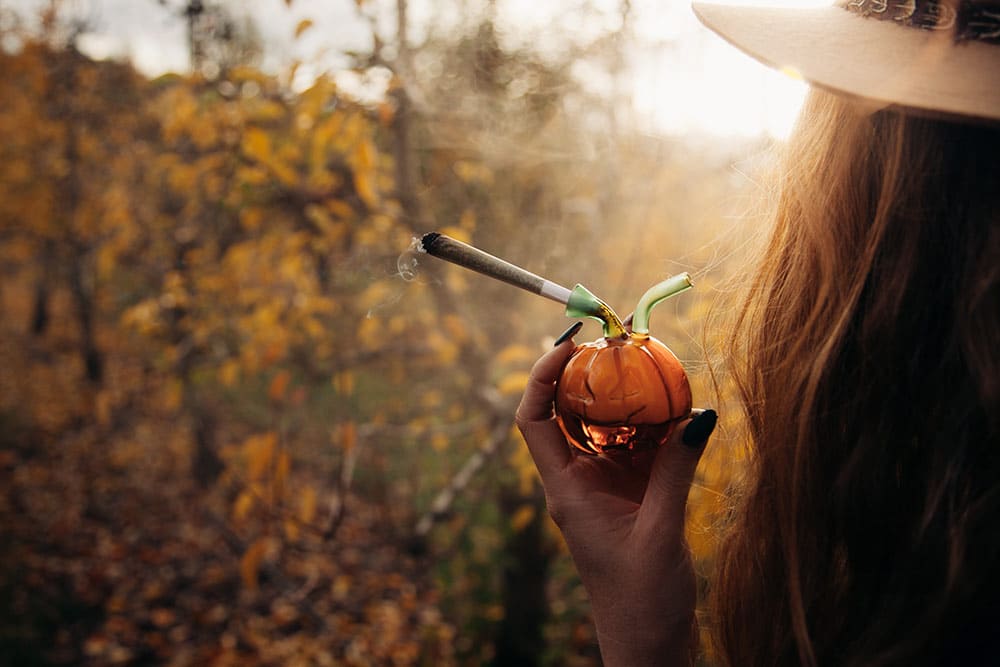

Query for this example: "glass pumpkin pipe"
[417,232,693,455]
[556,274,693,455]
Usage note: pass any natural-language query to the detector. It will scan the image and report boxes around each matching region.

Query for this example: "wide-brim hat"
[692,1,1000,122]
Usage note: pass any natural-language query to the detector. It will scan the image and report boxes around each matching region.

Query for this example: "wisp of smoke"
[394,237,424,282]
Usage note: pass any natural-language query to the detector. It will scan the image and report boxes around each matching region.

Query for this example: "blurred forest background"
[0,0,776,665]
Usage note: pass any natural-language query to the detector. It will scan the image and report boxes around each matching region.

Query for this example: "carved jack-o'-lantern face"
[555,334,691,455]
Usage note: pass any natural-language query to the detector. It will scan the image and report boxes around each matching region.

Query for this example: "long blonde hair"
[713,90,1000,665]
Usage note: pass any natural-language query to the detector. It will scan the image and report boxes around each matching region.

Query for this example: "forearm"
[594,611,695,667]
[516,341,714,667]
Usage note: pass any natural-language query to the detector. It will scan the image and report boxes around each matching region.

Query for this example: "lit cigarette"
[419,232,573,305]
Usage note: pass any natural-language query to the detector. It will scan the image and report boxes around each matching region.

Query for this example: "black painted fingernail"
[554,321,583,347]
[682,409,717,448]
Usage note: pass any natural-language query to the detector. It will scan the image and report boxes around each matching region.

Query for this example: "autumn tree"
[0,12,462,662]
[0,1,749,664]
[0,10,149,386]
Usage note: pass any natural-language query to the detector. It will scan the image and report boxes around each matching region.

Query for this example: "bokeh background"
[0,1,810,665]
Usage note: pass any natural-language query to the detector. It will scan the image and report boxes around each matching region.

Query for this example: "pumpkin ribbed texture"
[555,335,692,454]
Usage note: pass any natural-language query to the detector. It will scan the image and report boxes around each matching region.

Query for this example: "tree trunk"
[30,279,49,336]
[494,488,551,667]
[191,404,223,487]
[393,0,419,226]
[63,102,103,385]
[68,255,103,385]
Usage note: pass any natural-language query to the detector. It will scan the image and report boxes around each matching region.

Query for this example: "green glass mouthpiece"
[631,273,693,336]
[565,284,627,338]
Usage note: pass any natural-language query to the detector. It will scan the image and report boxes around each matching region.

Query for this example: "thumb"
[638,409,717,531]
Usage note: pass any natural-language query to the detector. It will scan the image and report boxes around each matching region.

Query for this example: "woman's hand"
[515,333,717,667]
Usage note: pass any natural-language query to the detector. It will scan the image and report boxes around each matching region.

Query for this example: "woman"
[516,2,1000,665]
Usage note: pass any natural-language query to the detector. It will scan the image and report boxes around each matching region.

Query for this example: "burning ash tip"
[419,232,441,253]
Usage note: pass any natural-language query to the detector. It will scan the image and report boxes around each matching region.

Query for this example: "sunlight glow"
[6,0,835,139]
[633,33,811,140]
[631,0,832,139]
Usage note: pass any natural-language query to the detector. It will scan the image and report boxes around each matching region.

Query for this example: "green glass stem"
[631,273,693,335]
[565,284,627,338]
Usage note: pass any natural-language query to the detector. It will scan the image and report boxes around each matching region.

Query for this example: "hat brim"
[692,2,1000,122]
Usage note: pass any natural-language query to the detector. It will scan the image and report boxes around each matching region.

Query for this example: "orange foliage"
[0,5,752,663]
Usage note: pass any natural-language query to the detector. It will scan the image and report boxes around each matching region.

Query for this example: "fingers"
[553,321,583,347]
[638,409,717,531]
[515,339,577,482]
[516,340,574,422]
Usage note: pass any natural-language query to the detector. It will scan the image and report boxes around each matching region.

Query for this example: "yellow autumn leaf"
[496,343,536,366]
[426,331,459,365]
[260,336,288,366]
[245,432,277,481]
[249,99,287,123]
[298,485,318,524]
[377,101,394,126]
[303,316,325,341]
[233,491,254,521]
[333,574,351,600]
[240,538,269,591]
[304,203,335,234]
[311,113,343,156]
[496,371,530,396]
[238,165,270,186]
[243,127,271,162]
[340,421,357,453]
[407,417,429,437]
[268,369,291,402]
[294,19,314,39]
[161,378,184,413]
[421,390,443,409]
[96,244,117,281]
[284,519,300,541]
[270,158,300,189]
[387,315,407,335]
[218,359,240,387]
[510,504,536,533]
[356,315,381,349]
[167,163,197,194]
[442,314,468,343]
[332,370,355,396]
[509,427,539,495]
[326,199,354,220]
[354,139,376,171]
[431,433,449,452]
[354,170,378,209]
